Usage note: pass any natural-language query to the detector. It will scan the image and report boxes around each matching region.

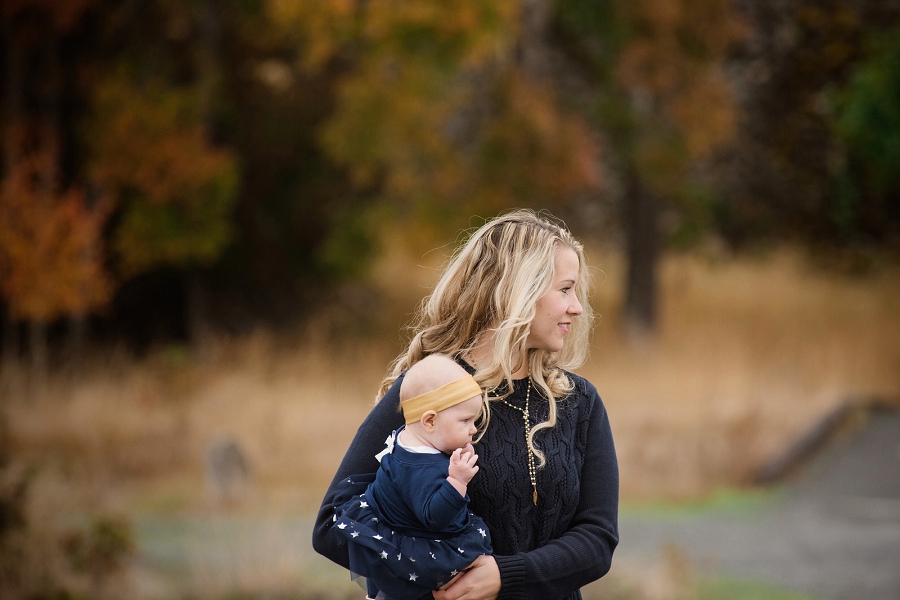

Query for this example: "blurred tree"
[710,0,900,255]
[554,0,746,336]
[86,69,238,343]
[274,0,601,252]
[829,27,900,246]
[0,131,111,376]
[0,0,105,373]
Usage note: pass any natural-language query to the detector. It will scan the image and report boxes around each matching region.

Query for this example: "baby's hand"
[448,444,479,485]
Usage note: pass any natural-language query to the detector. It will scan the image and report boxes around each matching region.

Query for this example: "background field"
[3,245,898,599]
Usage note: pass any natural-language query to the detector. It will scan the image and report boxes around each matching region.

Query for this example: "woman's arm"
[311,377,407,567]
[441,380,619,600]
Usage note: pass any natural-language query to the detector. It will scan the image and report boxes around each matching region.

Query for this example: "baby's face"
[430,395,482,454]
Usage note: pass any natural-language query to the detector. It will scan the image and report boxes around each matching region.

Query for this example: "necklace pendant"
[532,490,538,505]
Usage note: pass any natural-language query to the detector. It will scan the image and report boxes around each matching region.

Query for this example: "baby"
[330,354,493,600]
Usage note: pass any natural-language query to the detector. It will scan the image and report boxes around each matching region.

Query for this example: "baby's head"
[400,354,484,454]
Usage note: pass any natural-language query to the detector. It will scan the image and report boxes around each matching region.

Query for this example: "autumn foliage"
[87,71,238,277]
[0,0,899,360]
[0,129,110,323]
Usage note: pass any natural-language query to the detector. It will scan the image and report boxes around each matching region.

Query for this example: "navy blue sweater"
[312,365,619,600]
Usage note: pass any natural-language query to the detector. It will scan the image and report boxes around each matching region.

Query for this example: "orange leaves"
[0,141,111,322]
[612,0,747,192]
[475,73,601,208]
[86,71,238,276]
[89,74,235,209]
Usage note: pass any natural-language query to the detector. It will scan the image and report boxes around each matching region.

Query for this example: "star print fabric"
[330,436,492,600]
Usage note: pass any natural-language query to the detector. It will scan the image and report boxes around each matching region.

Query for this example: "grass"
[697,577,817,600]
[581,542,817,600]
[2,243,898,599]
[619,485,783,519]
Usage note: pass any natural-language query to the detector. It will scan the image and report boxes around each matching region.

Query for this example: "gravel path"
[615,408,900,600]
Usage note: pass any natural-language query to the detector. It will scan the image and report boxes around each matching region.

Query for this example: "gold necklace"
[498,378,538,505]
[465,350,538,505]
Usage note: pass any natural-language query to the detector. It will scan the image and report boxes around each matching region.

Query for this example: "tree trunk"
[1,20,23,381]
[66,313,87,369]
[1,308,19,374]
[186,270,211,356]
[28,319,48,384]
[623,164,659,338]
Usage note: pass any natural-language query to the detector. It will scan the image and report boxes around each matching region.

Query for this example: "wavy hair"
[378,209,594,466]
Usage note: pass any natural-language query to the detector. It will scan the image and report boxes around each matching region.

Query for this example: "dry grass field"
[2,244,898,599]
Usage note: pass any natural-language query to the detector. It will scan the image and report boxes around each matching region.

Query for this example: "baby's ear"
[421,410,438,432]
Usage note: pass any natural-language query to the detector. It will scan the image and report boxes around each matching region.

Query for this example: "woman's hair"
[378,209,594,466]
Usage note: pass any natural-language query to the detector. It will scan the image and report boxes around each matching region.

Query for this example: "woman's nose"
[569,295,583,315]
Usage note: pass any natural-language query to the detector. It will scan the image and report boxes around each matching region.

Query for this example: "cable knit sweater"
[312,361,619,600]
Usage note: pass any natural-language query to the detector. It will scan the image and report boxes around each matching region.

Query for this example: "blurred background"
[1,0,899,599]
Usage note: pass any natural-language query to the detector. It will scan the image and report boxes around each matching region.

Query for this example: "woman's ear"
[421,410,438,432]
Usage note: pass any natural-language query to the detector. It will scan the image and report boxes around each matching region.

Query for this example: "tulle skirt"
[331,475,492,600]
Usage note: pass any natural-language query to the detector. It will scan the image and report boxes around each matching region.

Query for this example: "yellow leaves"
[0,139,111,322]
[270,0,518,74]
[362,0,518,67]
[319,0,596,230]
[268,0,358,70]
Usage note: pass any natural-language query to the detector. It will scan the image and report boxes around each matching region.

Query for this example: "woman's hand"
[432,554,500,600]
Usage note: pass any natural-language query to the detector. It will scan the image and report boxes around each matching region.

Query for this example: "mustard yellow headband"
[401,375,482,425]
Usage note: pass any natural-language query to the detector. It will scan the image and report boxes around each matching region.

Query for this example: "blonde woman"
[313,210,619,600]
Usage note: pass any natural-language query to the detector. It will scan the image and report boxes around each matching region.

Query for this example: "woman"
[312,210,619,600]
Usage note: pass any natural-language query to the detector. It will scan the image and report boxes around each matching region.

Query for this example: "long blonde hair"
[378,209,594,466]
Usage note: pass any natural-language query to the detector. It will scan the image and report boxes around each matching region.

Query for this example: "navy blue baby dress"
[330,430,493,600]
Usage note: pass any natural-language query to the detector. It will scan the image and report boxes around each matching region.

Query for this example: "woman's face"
[526,247,583,353]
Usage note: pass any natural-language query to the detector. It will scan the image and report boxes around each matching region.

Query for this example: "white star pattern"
[450,570,458,577]
[332,515,336,522]
[360,501,369,508]
[351,531,360,538]
[373,534,383,540]
[430,552,436,559]
[457,547,465,554]
[397,553,402,560]
[337,522,347,529]
[380,551,388,559]
[478,528,487,537]
[409,573,418,582]
[410,556,416,562]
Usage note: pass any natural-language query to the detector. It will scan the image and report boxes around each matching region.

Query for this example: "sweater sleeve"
[494,381,619,599]
[311,376,407,568]
[413,478,469,532]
